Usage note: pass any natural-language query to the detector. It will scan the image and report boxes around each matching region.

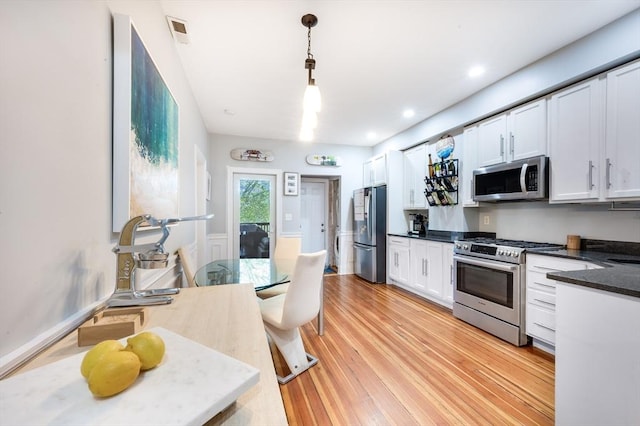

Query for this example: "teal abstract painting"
[128,26,179,221]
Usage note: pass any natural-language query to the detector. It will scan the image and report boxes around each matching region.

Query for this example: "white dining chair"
[256,237,301,299]
[258,250,326,384]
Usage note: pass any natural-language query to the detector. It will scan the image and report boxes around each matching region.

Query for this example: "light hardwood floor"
[276,274,555,425]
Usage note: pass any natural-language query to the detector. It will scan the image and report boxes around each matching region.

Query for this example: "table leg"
[317,276,324,335]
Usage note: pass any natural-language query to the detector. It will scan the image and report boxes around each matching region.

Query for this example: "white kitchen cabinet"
[388,236,410,285]
[556,283,640,425]
[425,242,444,299]
[403,144,427,209]
[477,98,547,167]
[526,254,600,353]
[364,151,403,188]
[409,239,428,293]
[363,154,386,187]
[442,244,454,304]
[549,59,640,203]
[604,59,640,200]
[461,126,479,207]
[477,114,507,167]
[549,77,603,202]
[389,237,454,308]
[507,99,547,161]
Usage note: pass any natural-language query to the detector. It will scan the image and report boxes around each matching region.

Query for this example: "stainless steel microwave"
[472,155,548,202]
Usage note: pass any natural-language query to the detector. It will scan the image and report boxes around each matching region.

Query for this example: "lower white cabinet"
[556,283,640,424]
[442,244,454,304]
[409,240,429,293]
[388,236,453,308]
[424,242,443,299]
[388,236,410,285]
[526,254,600,353]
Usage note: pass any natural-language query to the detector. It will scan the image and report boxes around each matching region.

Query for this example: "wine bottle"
[428,154,434,178]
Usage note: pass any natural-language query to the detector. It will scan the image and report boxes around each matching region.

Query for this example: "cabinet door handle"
[534,322,555,332]
[450,265,454,285]
[533,281,556,289]
[510,132,514,156]
[588,160,595,189]
[421,259,425,275]
[606,158,612,189]
[500,135,504,157]
[533,298,556,307]
[532,265,561,272]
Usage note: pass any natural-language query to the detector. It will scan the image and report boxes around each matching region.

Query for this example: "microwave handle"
[520,162,528,193]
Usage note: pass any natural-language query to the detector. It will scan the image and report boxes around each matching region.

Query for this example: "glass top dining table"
[194,258,296,291]
[193,257,324,335]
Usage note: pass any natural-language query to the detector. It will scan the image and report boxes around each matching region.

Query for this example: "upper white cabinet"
[549,78,603,202]
[508,99,548,161]
[461,126,479,207]
[604,60,640,199]
[363,153,387,187]
[403,144,427,209]
[549,59,640,203]
[477,99,547,167]
[477,114,507,166]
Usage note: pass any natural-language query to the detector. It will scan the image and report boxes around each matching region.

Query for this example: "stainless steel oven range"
[453,238,562,346]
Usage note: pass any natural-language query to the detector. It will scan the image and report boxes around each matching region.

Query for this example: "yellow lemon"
[125,331,165,370]
[80,340,125,379]
[87,350,141,397]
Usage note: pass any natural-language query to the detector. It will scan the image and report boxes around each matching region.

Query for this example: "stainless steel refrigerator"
[353,185,386,283]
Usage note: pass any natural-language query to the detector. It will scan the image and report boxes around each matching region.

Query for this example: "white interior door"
[232,173,276,259]
[301,179,327,256]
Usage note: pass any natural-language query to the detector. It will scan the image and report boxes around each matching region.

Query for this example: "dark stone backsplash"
[581,239,640,257]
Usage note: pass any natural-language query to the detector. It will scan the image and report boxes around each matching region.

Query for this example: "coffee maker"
[409,213,426,236]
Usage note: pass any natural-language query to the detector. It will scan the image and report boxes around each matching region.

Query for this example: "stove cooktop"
[453,238,564,264]
[456,237,563,250]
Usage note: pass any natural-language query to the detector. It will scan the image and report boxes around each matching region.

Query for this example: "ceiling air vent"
[166,16,190,44]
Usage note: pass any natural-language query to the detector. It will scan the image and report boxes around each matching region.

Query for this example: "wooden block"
[77,307,147,347]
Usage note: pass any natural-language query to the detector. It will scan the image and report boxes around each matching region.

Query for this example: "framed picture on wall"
[112,13,180,232]
[284,172,299,196]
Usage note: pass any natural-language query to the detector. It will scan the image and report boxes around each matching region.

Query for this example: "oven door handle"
[453,255,519,273]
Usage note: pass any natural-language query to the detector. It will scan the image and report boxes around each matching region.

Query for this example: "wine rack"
[424,159,458,206]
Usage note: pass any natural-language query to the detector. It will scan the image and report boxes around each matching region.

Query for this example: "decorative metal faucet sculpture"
[107,214,214,307]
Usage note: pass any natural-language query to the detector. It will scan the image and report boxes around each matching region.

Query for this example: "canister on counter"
[567,235,581,250]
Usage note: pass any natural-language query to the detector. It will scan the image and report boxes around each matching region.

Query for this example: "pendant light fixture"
[299,14,320,142]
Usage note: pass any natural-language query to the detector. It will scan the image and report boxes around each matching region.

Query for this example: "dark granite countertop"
[532,239,640,299]
[387,231,495,244]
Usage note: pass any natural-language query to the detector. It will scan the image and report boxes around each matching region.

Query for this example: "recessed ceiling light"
[367,132,377,140]
[403,109,415,118]
[468,65,485,78]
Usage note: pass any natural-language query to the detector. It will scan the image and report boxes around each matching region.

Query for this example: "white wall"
[0,0,208,372]
[477,203,640,244]
[376,9,640,242]
[208,133,372,237]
